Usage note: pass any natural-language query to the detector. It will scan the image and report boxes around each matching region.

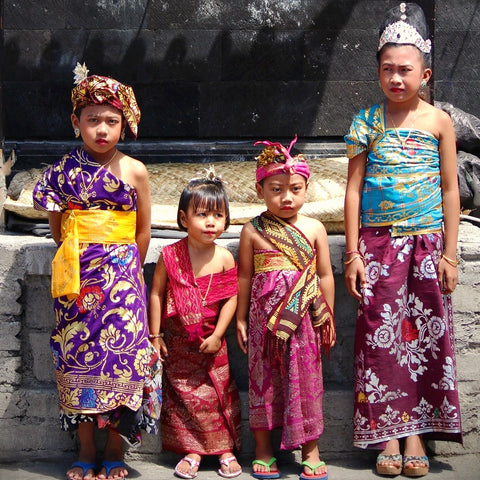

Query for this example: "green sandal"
[252,457,281,479]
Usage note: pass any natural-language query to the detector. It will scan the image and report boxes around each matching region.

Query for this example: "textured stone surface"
[0,222,478,460]
[2,0,478,141]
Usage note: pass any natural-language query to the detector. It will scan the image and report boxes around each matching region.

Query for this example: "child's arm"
[199,249,237,354]
[236,223,255,354]
[148,253,168,360]
[344,151,367,300]
[48,211,63,245]
[130,159,151,265]
[314,219,336,348]
[438,109,460,294]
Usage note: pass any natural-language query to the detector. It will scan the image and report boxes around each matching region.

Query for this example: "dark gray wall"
[1,0,478,142]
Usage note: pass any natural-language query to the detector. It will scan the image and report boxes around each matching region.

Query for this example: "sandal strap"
[302,460,326,471]
[220,456,237,467]
[403,455,429,466]
[252,457,277,469]
[377,453,403,463]
[182,457,201,469]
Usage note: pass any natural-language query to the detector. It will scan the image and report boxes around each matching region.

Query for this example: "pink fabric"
[248,251,324,450]
[255,136,311,182]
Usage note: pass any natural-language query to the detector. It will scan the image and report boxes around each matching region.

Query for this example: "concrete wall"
[1,0,479,143]
[0,222,478,462]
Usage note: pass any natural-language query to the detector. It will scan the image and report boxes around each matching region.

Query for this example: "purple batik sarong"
[248,250,324,450]
[33,147,161,445]
[353,227,462,449]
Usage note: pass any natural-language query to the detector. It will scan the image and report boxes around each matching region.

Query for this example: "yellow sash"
[51,209,136,299]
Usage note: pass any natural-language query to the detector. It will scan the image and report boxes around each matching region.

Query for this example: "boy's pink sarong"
[249,250,324,450]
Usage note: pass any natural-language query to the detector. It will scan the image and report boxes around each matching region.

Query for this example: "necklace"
[197,272,214,306]
[79,149,118,202]
[388,108,418,150]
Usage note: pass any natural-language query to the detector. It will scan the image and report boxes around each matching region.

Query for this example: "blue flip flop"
[68,461,96,479]
[100,460,128,478]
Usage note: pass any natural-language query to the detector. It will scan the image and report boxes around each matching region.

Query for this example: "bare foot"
[301,440,327,477]
[404,435,428,470]
[97,431,128,479]
[219,453,242,477]
[377,438,402,469]
[252,430,278,475]
[66,461,96,480]
[175,454,201,478]
[67,423,96,480]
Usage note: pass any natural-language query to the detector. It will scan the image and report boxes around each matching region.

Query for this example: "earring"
[421,80,428,88]
[120,130,125,141]
[74,128,80,138]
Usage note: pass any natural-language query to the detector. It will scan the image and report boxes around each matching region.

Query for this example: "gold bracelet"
[148,333,164,339]
[442,254,459,267]
[343,254,363,265]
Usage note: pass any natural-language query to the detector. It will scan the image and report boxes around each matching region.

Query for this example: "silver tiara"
[378,19,431,53]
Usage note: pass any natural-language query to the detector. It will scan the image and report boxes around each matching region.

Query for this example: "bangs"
[190,189,226,214]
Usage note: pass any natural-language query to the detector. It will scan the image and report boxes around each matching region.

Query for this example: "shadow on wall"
[3,0,360,140]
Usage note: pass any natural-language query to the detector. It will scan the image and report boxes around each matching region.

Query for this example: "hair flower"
[73,62,90,85]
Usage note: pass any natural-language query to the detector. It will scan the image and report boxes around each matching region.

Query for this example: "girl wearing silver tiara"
[344,3,462,477]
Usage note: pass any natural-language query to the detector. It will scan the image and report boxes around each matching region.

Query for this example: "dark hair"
[377,2,431,68]
[377,43,431,69]
[177,179,230,231]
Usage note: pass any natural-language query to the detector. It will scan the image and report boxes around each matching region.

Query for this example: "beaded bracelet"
[442,254,459,267]
[343,254,363,265]
[148,333,164,339]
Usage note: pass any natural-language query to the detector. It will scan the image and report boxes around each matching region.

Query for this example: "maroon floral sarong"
[161,238,242,454]
[353,227,462,449]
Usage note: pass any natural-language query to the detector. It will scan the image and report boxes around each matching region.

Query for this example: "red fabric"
[160,238,242,454]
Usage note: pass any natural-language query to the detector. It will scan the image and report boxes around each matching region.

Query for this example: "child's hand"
[236,319,248,354]
[438,258,458,294]
[199,333,222,354]
[151,337,168,362]
[344,258,366,301]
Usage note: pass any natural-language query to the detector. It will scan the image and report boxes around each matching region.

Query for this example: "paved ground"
[1,453,479,480]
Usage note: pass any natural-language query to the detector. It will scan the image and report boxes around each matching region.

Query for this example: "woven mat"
[4,158,348,233]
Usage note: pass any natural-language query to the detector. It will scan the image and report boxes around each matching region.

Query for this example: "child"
[236,137,335,480]
[344,3,462,477]
[33,63,160,480]
[148,170,242,479]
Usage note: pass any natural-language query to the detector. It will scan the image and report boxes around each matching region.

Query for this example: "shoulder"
[215,244,236,269]
[297,215,327,243]
[122,154,149,179]
[240,220,256,238]
[421,102,454,138]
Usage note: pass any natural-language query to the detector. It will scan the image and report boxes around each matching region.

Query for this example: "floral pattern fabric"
[353,227,462,449]
[32,147,160,444]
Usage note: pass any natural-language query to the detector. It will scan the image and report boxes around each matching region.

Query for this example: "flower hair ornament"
[378,2,431,53]
[190,165,225,184]
[255,134,311,183]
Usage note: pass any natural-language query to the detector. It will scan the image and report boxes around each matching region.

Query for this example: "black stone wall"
[1,0,479,143]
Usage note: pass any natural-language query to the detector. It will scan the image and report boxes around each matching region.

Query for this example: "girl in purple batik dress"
[33,63,161,480]
[344,3,462,477]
